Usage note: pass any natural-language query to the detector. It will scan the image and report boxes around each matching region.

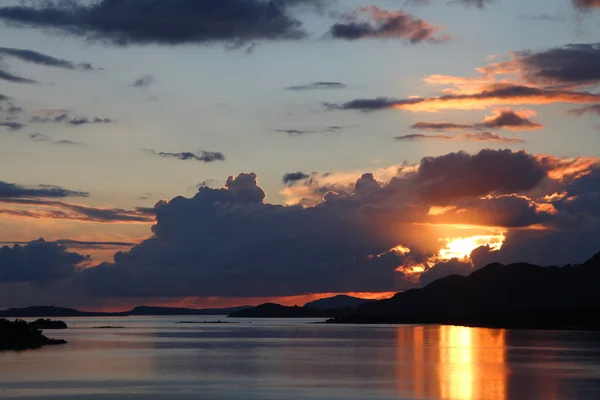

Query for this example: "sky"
[1,0,600,310]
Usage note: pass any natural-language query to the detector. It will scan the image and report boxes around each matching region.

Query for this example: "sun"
[439,234,505,260]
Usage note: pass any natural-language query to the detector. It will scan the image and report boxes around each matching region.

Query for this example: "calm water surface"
[1,316,600,399]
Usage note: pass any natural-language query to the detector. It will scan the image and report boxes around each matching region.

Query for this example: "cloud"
[0,0,326,47]
[326,85,600,112]
[0,122,25,131]
[145,149,226,163]
[274,126,344,136]
[0,198,155,223]
[0,47,96,70]
[285,81,347,91]
[0,102,24,116]
[1,240,136,250]
[411,109,543,131]
[0,239,88,284]
[29,133,83,146]
[130,74,155,88]
[572,0,600,9]
[479,43,600,87]
[283,172,311,185]
[1,148,598,302]
[328,6,449,44]
[73,150,597,299]
[395,131,525,143]
[568,104,600,116]
[30,112,115,126]
[0,68,37,84]
[0,181,88,199]
[518,14,566,22]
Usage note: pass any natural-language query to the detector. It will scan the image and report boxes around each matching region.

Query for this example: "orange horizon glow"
[87,292,398,313]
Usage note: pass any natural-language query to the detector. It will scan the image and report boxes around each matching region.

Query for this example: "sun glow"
[439,234,505,260]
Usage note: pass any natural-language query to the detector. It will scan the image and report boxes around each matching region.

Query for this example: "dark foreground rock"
[29,318,68,330]
[0,319,67,350]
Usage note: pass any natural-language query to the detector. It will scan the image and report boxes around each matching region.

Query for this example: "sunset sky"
[1,0,600,310]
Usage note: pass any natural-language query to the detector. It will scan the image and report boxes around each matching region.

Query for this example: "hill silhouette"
[328,250,600,329]
[304,295,374,310]
[0,305,251,318]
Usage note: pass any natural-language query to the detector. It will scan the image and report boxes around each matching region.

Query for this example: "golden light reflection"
[439,234,505,260]
[396,326,507,400]
[439,326,507,400]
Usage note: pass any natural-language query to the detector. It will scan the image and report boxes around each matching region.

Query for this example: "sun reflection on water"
[397,326,507,400]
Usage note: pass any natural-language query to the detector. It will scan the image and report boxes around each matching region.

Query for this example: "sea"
[1,316,600,399]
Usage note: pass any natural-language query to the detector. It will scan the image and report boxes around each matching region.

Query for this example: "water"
[1,316,600,400]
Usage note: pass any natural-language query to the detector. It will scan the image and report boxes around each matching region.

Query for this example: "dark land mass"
[0,305,252,318]
[0,306,127,318]
[228,303,353,318]
[303,295,375,310]
[0,319,67,351]
[28,318,67,330]
[327,251,600,330]
[129,305,251,316]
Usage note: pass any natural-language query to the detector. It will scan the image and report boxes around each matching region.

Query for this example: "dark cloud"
[0,239,88,284]
[0,68,37,84]
[0,102,24,116]
[411,109,543,131]
[79,172,408,298]
[29,133,83,146]
[0,122,25,131]
[76,148,600,299]
[326,85,600,112]
[30,113,115,126]
[0,47,96,70]
[0,181,88,199]
[0,0,326,47]
[145,149,226,163]
[413,149,548,204]
[568,104,600,116]
[1,149,597,301]
[328,6,448,43]
[285,82,346,91]
[518,14,566,21]
[482,43,600,87]
[1,240,136,250]
[0,198,154,223]
[394,132,525,143]
[274,126,344,136]
[283,172,310,185]
[130,74,155,88]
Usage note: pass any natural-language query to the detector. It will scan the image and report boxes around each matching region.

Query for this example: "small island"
[0,318,67,351]
[28,318,68,330]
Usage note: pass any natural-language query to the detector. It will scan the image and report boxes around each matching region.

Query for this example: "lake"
[1,316,600,399]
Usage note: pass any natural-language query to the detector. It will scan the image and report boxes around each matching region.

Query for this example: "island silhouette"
[0,319,67,351]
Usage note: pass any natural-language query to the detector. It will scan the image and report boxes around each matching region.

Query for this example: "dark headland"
[326,250,600,330]
[0,319,67,351]
[0,305,252,318]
